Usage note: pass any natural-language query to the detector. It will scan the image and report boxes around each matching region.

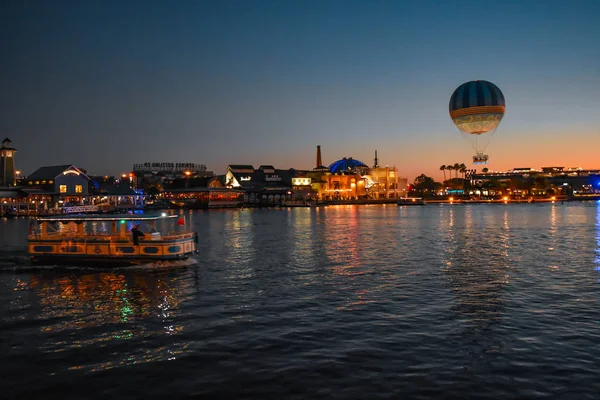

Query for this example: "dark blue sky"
[2,0,599,179]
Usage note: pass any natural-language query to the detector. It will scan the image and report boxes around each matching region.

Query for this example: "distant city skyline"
[2,0,599,182]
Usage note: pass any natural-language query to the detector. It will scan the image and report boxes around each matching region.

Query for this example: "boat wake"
[0,252,199,273]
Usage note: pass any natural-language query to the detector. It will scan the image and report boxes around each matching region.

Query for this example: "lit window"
[28,181,32,185]
[60,185,67,193]
[75,185,83,193]
[41,180,46,184]
[49,180,53,184]
[35,181,39,184]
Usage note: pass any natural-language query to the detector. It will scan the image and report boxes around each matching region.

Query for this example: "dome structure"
[328,157,368,174]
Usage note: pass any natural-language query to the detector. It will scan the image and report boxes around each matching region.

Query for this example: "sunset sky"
[1,0,599,181]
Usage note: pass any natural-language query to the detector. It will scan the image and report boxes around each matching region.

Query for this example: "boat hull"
[397,198,426,206]
[28,235,197,266]
[30,253,195,267]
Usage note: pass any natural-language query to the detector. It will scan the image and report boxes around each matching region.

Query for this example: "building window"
[28,181,32,185]
[35,181,39,184]
[75,185,83,193]
[60,185,67,193]
[41,180,46,184]
[49,180,53,184]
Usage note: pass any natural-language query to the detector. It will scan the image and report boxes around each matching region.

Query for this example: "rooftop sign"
[133,162,207,172]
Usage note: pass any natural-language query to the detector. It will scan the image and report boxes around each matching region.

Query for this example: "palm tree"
[459,164,467,191]
[453,163,460,179]
[459,163,467,180]
[440,165,447,182]
[482,167,489,173]
[459,164,467,180]
[446,165,453,180]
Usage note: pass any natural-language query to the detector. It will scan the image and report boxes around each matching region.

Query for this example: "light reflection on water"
[6,269,196,373]
[2,204,600,398]
[595,204,600,280]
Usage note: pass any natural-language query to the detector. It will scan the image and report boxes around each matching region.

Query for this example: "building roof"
[27,165,90,181]
[164,176,222,190]
[0,190,21,198]
[94,182,137,195]
[20,188,56,195]
[1,137,16,150]
[328,157,368,174]
[228,165,255,170]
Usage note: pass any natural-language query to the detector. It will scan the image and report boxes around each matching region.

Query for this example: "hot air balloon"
[449,80,505,164]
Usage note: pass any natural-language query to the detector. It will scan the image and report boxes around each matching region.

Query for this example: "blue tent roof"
[328,158,367,174]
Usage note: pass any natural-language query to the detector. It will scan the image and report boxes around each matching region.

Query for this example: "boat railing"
[28,231,195,242]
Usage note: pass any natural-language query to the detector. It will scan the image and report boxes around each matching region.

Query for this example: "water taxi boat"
[397,197,426,206]
[28,214,198,265]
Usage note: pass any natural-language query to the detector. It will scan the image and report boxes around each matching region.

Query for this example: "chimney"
[316,145,322,168]
[374,150,379,168]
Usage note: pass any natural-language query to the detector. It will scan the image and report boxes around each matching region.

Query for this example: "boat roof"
[36,214,178,222]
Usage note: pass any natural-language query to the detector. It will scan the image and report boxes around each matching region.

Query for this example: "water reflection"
[324,206,361,275]
[15,268,195,371]
[321,206,380,311]
[224,210,257,280]
[594,205,600,281]
[441,206,510,357]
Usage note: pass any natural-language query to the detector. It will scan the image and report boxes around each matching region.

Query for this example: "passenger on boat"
[132,224,145,245]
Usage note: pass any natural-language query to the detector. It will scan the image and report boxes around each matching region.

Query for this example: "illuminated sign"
[63,169,80,176]
[240,177,251,181]
[133,162,207,172]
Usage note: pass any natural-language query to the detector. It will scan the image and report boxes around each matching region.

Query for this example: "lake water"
[2,204,600,399]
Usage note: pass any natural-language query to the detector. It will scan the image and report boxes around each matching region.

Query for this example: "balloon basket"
[473,154,489,164]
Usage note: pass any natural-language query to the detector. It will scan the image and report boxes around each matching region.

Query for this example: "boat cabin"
[28,214,197,264]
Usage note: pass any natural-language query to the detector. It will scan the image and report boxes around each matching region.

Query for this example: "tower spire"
[374,150,379,168]
[316,145,322,168]
[0,137,17,187]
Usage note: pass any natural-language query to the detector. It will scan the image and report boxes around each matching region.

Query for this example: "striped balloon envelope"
[449,80,505,164]
[449,80,506,135]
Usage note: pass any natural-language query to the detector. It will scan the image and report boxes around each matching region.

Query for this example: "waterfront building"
[0,138,17,187]
[163,175,244,208]
[323,157,368,200]
[225,165,293,205]
[0,189,22,216]
[22,165,90,206]
[471,166,600,198]
[132,162,213,191]
[305,146,407,200]
[89,176,145,210]
[291,173,313,200]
